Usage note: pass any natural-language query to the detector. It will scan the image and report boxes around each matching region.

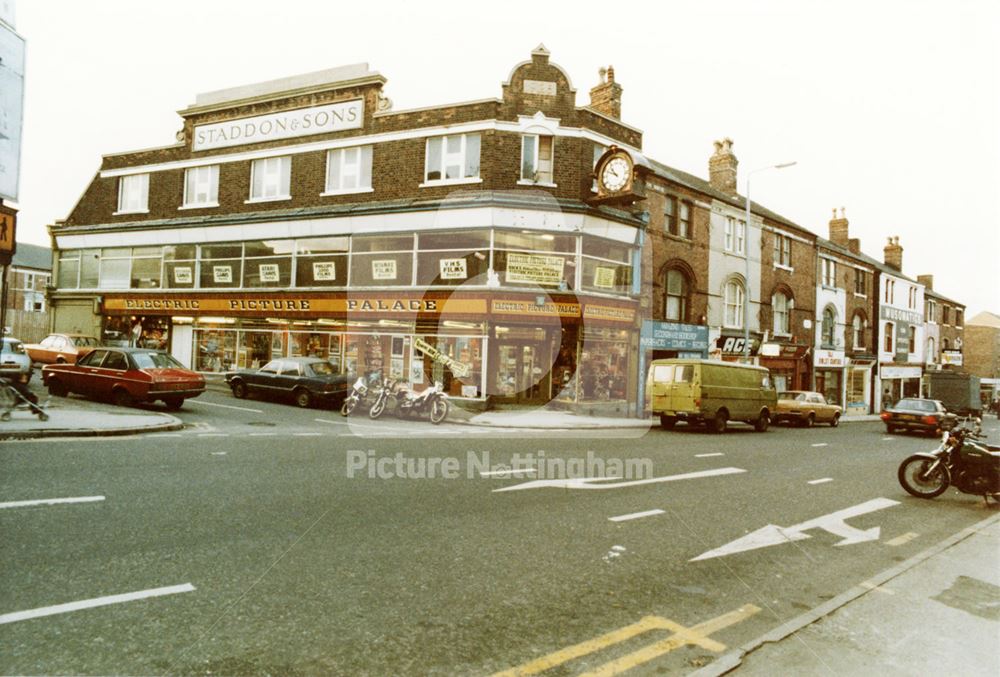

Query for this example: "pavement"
[0,403,182,439]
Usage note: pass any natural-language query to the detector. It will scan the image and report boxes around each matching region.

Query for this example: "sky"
[7,0,1000,316]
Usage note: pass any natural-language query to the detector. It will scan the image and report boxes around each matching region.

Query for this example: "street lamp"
[743,161,797,363]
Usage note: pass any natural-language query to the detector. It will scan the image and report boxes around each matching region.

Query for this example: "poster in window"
[372,259,397,280]
[173,266,192,284]
[439,257,468,280]
[313,261,336,281]
[505,252,564,286]
[213,265,232,283]
[258,263,280,283]
[593,265,617,289]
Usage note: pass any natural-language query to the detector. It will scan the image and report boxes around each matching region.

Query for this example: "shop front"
[759,342,811,392]
[878,364,923,409]
[99,290,637,411]
[813,348,847,407]
[845,358,875,415]
[638,320,710,414]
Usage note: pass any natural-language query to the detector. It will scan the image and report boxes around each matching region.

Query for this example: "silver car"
[1,337,34,385]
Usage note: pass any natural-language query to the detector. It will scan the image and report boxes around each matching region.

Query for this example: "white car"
[1,337,34,385]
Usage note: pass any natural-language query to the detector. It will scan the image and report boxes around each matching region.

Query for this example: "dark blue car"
[225,357,352,409]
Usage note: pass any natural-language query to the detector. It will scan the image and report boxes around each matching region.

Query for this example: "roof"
[815,236,920,283]
[968,311,1000,328]
[924,288,965,307]
[11,242,52,271]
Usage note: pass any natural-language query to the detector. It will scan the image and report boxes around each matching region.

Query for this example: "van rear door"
[649,363,673,413]
[671,363,697,414]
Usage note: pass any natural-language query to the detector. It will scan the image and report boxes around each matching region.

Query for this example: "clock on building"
[591,146,645,206]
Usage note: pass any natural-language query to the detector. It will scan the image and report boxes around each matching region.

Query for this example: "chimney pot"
[828,206,850,246]
[709,138,739,195]
[884,236,904,271]
[589,64,622,119]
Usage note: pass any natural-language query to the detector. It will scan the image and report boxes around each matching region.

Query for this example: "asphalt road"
[2,387,998,676]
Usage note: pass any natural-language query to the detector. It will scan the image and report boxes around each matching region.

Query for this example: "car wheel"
[886,424,897,434]
[112,388,134,408]
[830,413,840,428]
[294,388,312,408]
[163,397,184,410]
[56,356,66,364]
[231,381,247,399]
[754,412,770,432]
[660,415,676,430]
[802,413,815,428]
[711,410,728,434]
[48,379,68,398]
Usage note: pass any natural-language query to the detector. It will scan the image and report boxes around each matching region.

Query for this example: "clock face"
[601,156,630,192]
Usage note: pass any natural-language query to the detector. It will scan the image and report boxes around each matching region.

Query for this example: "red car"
[43,347,205,410]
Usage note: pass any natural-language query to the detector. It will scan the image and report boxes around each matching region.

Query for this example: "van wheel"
[711,411,728,434]
[660,415,676,430]
[754,412,771,432]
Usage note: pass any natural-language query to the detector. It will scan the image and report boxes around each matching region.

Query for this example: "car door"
[809,393,830,422]
[250,360,282,397]
[276,361,303,399]
[70,349,109,396]
[99,350,133,400]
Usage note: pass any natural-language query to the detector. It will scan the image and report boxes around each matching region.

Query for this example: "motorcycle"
[369,378,449,424]
[897,417,1000,503]
[340,372,379,416]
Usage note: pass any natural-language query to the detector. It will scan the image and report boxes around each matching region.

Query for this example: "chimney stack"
[589,65,622,119]
[917,274,934,291]
[848,238,861,254]
[884,236,903,271]
[828,207,849,246]
[708,138,738,195]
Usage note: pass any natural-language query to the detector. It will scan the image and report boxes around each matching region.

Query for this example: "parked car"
[880,397,957,436]
[1,337,34,385]
[24,333,100,365]
[43,347,205,409]
[225,357,352,409]
[774,391,842,427]
[647,358,776,433]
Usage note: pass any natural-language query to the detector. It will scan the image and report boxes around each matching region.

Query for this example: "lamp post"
[743,161,797,363]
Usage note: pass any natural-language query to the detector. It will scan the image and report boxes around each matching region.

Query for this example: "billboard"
[0,15,25,202]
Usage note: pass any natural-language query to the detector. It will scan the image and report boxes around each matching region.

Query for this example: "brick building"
[964,311,1000,403]
[48,48,651,412]
[874,237,926,409]
[917,274,965,373]
[2,241,51,342]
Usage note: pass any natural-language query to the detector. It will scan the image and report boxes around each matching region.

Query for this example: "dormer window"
[117,174,149,214]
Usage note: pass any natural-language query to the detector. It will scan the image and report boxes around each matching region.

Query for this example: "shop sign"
[491,299,580,317]
[894,323,911,362]
[880,365,921,379]
[372,259,397,280]
[212,265,232,283]
[414,337,471,378]
[313,262,336,281]
[941,350,963,366]
[103,295,488,315]
[640,321,708,351]
[193,99,364,151]
[584,304,636,323]
[881,306,923,325]
[258,264,280,283]
[439,258,467,280]
[715,336,760,356]
[593,266,617,289]
[505,253,565,286]
[814,349,847,368]
[173,266,193,284]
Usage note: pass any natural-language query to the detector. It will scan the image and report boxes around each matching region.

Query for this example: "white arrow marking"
[691,497,899,561]
[493,467,746,493]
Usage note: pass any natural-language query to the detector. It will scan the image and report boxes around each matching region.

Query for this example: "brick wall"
[964,324,1000,379]
[760,226,817,345]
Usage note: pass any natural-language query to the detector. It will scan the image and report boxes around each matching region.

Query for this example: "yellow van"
[647,358,777,433]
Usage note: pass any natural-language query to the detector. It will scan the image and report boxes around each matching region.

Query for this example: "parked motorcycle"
[897,417,1000,503]
[369,378,449,424]
[340,372,379,416]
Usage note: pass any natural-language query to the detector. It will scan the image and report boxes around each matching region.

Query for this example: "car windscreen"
[898,399,934,412]
[309,362,335,375]
[779,392,807,401]
[1,340,25,354]
[73,336,99,347]
[132,352,185,369]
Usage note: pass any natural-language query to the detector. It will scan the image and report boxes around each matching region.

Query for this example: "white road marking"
[0,583,195,625]
[882,437,894,441]
[494,467,747,493]
[691,497,900,561]
[0,496,105,510]
[886,532,919,546]
[211,452,227,456]
[609,509,665,522]
[248,433,277,437]
[695,453,724,458]
[293,432,323,437]
[808,478,834,485]
[811,443,829,448]
[195,401,263,413]
[478,468,537,477]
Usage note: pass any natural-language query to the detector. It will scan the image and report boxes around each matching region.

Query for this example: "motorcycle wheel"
[369,396,386,419]
[341,398,357,417]
[898,455,950,498]
[429,398,449,424]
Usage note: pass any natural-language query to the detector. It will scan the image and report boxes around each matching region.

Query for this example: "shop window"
[325,146,373,194]
[295,237,349,288]
[350,235,415,287]
[183,165,219,207]
[163,244,197,289]
[130,247,163,289]
[57,252,81,288]
[415,230,491,287]
[117,173,149,214]
[664,269,689,322]
[520,134,554,184]
[194,328,236,372]
[576,328,629,402]
[424,134,480,183]
[495,231,577,291]
[243,240,294,288]
[99,248,131,290]
[199,244,242,289]
[724,279,744,329]
[250,156,291,201]
[414,335,482,397]
[80,249,100,288]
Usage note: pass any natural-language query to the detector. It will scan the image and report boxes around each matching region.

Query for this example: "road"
[2,386,998,675]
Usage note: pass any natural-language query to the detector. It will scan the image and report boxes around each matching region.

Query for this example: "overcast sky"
[8,0,999,315]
